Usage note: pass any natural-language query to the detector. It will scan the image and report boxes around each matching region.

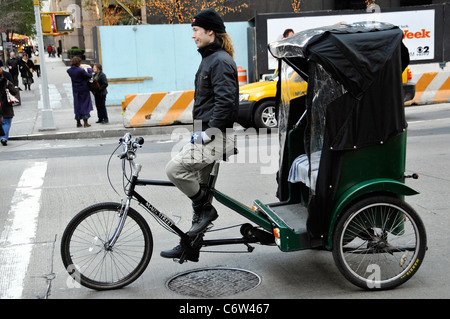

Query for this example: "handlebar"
[118,133,144,160]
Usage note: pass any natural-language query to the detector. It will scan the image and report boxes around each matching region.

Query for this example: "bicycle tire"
[61,202,153,290]
[332,195,427,290]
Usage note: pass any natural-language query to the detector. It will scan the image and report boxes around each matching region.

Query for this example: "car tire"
[254,100,278,129]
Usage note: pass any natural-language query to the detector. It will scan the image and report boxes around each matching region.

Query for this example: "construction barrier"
[406,63,450,105]
[238,66,247,85]
[122,90,194,128]
[121,65,448,128]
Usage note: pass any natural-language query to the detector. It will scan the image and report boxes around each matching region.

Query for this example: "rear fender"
[325,178,419,249]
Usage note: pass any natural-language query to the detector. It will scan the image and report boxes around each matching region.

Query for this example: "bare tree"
[83,0,248,25]
[83,0,141,26]
[292,0,301,12]
[146,0,248,24]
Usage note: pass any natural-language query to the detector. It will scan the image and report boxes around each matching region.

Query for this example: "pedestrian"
[6,51,19,87]
[0,61,14,83]
[33,51,41,77]
[67,56,93,128]
[161,8,239,261]
[18,53,35,91]
[47,44,52,57]
[24,46,33,59]
[0,69,18,146]
[57,46,62,57]
[282,28,295,38]
[91,63,109,124]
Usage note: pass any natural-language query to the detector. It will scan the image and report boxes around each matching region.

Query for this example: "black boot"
[188,202,218,235]
[160,238,200,262]
[187,190,218,236]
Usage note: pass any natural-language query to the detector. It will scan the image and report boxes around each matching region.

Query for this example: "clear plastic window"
[309,64,346,192]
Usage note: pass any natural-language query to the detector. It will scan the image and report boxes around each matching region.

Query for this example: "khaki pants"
[165,134,235,198]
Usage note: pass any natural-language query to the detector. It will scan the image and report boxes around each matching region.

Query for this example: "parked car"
[237,67,415,129]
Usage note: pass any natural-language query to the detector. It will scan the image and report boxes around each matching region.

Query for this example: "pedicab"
[61,21,426,291]
[267,21,426,290]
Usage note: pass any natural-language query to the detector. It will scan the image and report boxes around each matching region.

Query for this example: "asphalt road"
[0,103,449,303]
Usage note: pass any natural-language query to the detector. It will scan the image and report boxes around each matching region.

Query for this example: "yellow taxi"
[237,67,415,129]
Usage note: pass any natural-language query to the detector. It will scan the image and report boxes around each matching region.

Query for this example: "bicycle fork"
[105,198,132,250]
[106,161,143,250]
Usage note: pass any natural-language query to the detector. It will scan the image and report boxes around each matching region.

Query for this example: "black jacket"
[0,77,17,118]
[18,59,34,79]
[6,57,19,76]
[193,42,238,132]
[93,71,108,96]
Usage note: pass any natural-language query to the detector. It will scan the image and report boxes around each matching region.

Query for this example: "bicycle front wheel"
[332,196,427,290]
[61,202,153,290]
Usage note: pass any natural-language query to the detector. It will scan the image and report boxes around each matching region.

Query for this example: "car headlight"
[239,93,250,102]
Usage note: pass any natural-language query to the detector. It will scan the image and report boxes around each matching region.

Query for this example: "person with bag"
[91,63,109,124]
[67,56,93,127]
[18,53,34,90]
[0,69,18,146]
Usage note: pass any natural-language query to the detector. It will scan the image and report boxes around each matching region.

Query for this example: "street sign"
[40,12,74,36]
[55,14,74,32]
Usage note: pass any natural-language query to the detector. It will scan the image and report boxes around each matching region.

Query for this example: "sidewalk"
[8,56,188,141]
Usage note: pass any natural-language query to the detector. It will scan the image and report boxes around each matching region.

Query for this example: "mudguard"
[326,178,419,249]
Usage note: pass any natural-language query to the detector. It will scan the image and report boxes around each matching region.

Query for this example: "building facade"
[45,0,448,60]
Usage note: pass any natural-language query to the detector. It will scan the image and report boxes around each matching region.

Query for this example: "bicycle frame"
[118,159,274,253]
[110,134,317,256]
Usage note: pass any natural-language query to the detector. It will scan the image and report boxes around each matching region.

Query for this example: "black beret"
[191,9,226,33]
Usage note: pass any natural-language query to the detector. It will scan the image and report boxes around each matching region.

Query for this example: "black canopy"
[269,22,409,238]
[270,21,409,151]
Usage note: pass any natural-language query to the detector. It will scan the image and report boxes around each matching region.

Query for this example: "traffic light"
[54,14,74,32]
[41,15,53,34]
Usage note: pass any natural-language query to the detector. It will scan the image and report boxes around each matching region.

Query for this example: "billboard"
[267,9,435,69]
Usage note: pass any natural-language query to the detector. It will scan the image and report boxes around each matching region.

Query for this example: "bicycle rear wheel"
[61,202,153,290]
[332,195,427,290]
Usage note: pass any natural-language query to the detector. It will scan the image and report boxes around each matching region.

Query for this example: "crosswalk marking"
[38,83,73,109]
[0,162,47,298]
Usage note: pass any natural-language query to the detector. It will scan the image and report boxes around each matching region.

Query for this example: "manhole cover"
[166,267,261,297]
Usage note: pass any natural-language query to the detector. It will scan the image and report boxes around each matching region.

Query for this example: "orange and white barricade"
[122,90,194,128]
[237,66,247,85]
[406,63,450,105]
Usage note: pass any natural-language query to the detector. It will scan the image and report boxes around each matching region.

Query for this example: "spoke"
[66,208,149,287]
[340,202,420,283]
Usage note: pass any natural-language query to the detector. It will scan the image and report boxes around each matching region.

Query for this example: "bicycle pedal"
[175,252,187,264]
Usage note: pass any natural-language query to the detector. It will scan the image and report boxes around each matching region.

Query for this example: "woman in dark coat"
[67,56,93,127]
[91,63,109,124]
[18,53,35,90]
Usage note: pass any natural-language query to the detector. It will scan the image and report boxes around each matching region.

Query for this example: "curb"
[9,124,193,141]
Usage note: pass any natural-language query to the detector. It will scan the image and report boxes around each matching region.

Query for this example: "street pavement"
[8,55,188,142]
[4,56,450,302]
